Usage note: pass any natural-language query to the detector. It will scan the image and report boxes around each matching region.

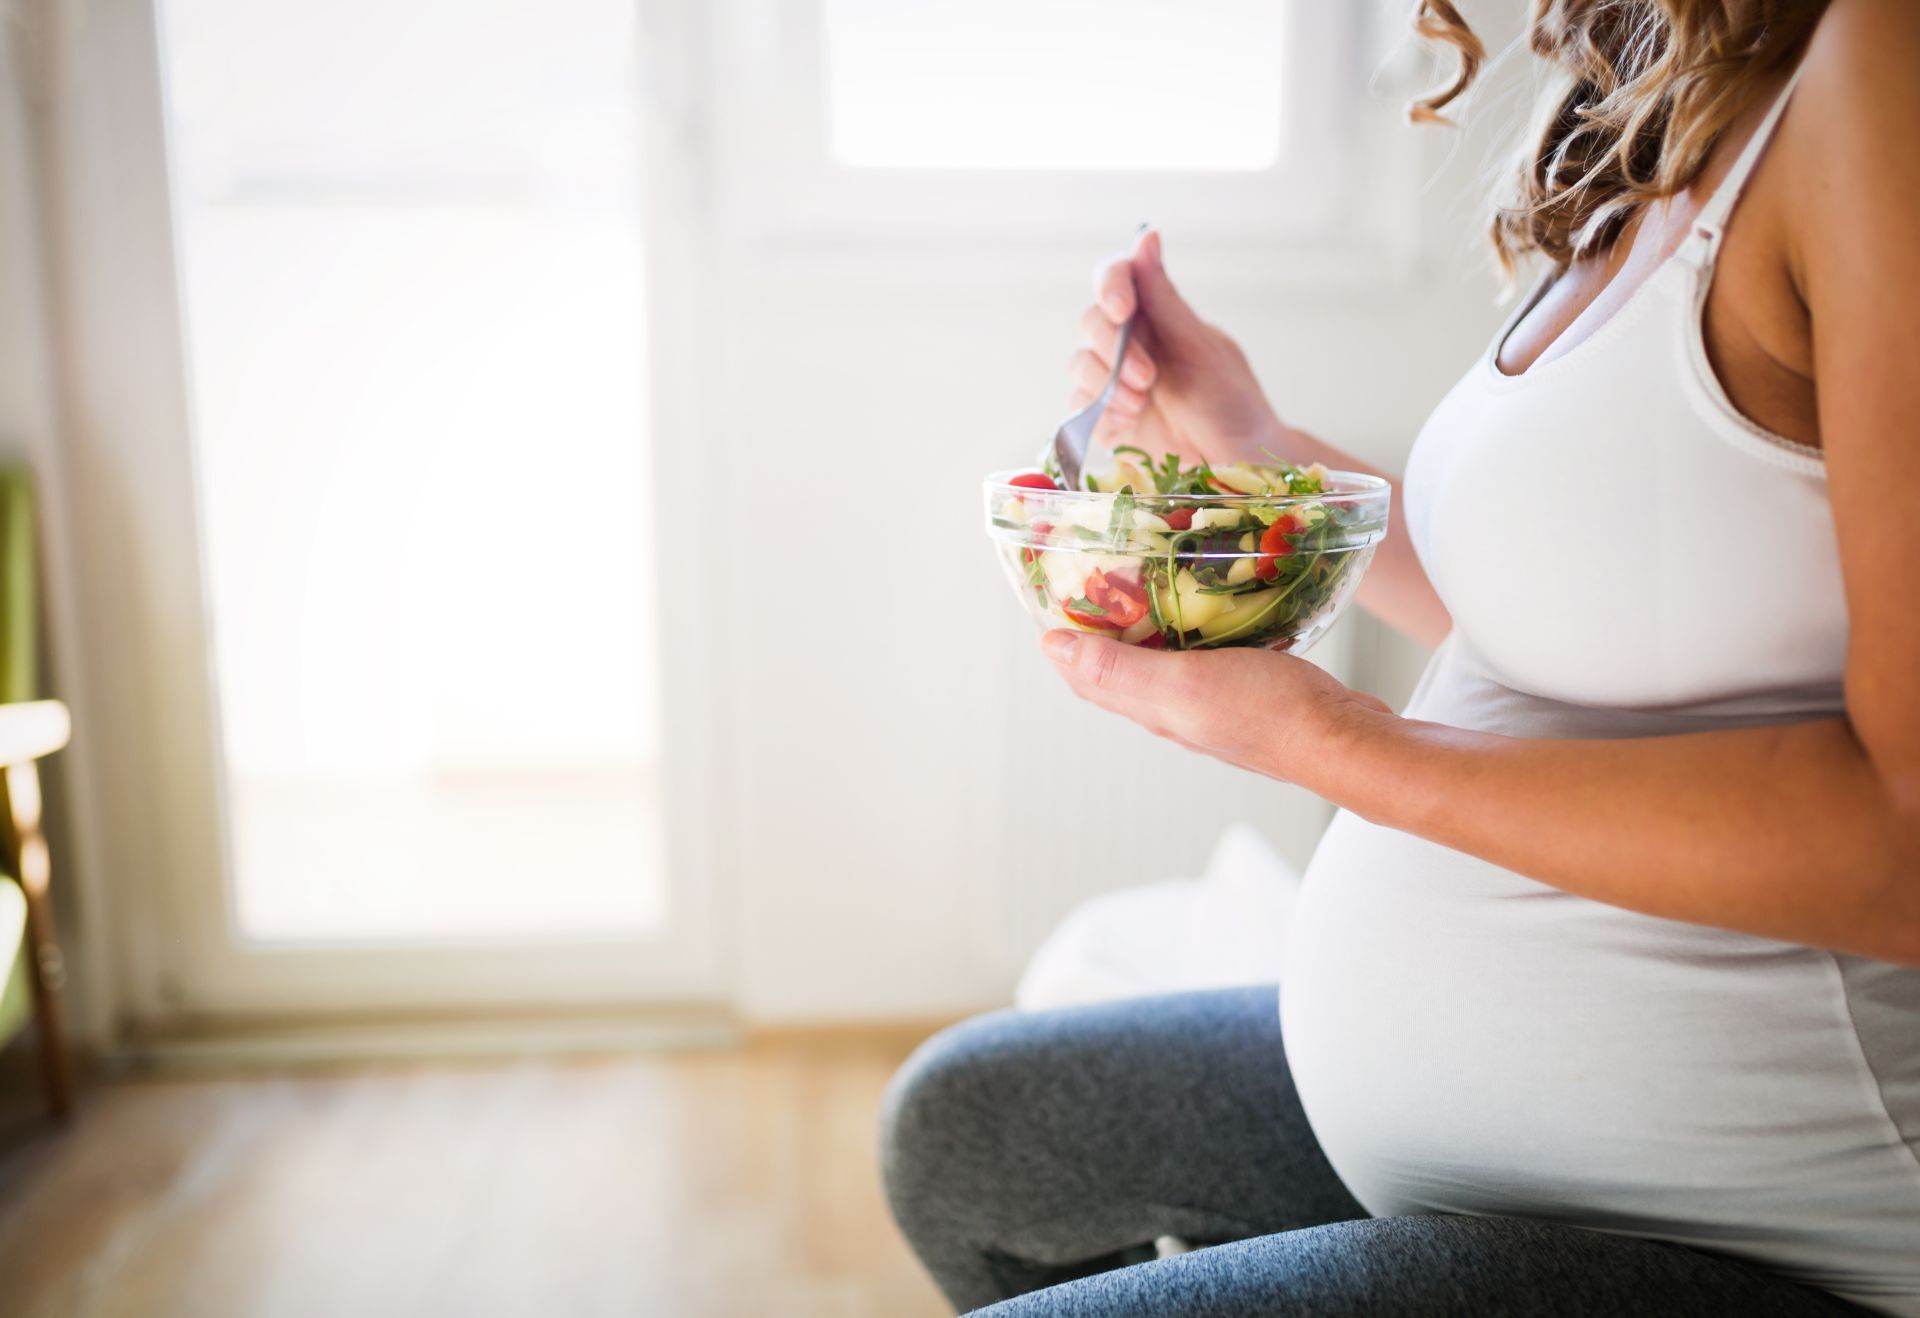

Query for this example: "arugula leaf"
[1144,567,1171,636]
[1196,578,1281,597]
[1066,596,1107,616]
[1250,446,1326,497]
[1106,485,1137,546]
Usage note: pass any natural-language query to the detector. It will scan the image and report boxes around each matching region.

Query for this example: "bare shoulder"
[1788,0,1920,164]
[1775,0,1920,287]
[1779,0,1920,466]
[1807,0,1920,54]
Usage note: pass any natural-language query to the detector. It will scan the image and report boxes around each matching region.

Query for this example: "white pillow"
[1014,824,1301,1011]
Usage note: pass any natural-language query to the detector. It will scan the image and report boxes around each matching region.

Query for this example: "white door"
[39,0,724,1020]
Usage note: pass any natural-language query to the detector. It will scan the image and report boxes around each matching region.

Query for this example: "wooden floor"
[0,1036,949,1318]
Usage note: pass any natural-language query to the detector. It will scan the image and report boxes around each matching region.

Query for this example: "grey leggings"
[878,987,1869,1316]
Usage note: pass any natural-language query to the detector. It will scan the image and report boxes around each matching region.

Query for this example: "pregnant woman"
[882,1,1920,1314]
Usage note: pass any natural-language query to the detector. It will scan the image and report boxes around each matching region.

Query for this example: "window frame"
[709,0,1424,279]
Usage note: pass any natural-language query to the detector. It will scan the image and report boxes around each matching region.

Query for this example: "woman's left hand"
[1040,630,1392,784]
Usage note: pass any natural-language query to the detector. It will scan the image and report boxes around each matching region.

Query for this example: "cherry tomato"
[1137,632,1168,650]
[1162,508,1195,531]
[1008,471,1061,491]
[1255,514,1300,582]
[1062,600,1121,631]
[1084,568,1149,629]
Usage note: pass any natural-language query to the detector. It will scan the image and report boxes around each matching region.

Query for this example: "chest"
[1406,264,1845,711]
[1499,192,1819,448]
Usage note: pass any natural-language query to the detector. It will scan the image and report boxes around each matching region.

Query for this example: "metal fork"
[1046,223,1152,490]
[1046,313,1134,492]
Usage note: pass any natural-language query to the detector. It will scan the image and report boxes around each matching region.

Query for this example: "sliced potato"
[1189,508,1246,531]
[1197,588,1282,641]
[1039,548,1093,602]
[1089,551,1145,577]
[1169,569,1230,630]
[1112,459,1152,491]
[1207,464,1277,495]
[1058,502,1113,534]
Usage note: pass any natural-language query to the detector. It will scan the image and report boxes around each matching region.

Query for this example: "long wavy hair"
[1413,0,1827,270]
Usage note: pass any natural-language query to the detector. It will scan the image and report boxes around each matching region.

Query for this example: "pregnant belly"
[1279,809,1920,1307]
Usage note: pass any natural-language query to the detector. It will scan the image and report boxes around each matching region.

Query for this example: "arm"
[1320,715,1920,966]
[1272,438,1452,651]
[1070,229,1452,648]
[1041,1,1920,968]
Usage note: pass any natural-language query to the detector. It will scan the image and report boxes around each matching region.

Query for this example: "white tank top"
[1282,63,1920,1314]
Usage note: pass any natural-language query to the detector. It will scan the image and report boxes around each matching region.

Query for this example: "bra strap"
[1676,56,1811,267]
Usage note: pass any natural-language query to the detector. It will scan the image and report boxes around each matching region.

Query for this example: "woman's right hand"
[1075,228,1454,649]
[1071,228,1291,468]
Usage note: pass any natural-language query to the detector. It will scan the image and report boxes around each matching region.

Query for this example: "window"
[822,0,1288,172]
[715,0,1406,260]
[162,0,665,944]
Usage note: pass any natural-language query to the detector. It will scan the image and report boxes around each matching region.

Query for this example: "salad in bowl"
[984,449,1389,654]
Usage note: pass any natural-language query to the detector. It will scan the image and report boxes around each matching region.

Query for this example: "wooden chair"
[0,469,75,1118]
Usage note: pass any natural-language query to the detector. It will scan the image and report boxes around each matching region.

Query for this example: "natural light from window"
[822,0,1289,171]
[161,0,664,943]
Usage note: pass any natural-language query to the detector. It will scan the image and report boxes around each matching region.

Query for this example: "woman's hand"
[1074,229,1452,648]
[1040,630,1391,784]
[1071,228,1293,466]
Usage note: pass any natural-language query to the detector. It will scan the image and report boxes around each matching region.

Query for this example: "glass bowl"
[983,468,1390,654]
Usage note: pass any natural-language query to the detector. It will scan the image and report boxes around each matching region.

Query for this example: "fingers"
[1042,634,1396,784]
[1077,230,1158,426]
[1063,389,1139,449]
[1067,350,1146,416]
[1075,305,1157,389]
[1065,391,1139,448]
[1092,253,1138,323]
[1092,406,1137,447]
[1040,631,1203,737]
[1094,228,1207,364]
[1130,228,1206,342]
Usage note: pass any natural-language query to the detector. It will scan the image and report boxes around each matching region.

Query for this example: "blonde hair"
[1414,0,1827,270]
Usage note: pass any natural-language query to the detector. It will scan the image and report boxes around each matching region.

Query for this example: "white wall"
[709,3,1532,1022]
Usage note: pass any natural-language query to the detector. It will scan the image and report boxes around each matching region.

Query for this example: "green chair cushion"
[0,465,38,1047]
[0,467,36,706]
